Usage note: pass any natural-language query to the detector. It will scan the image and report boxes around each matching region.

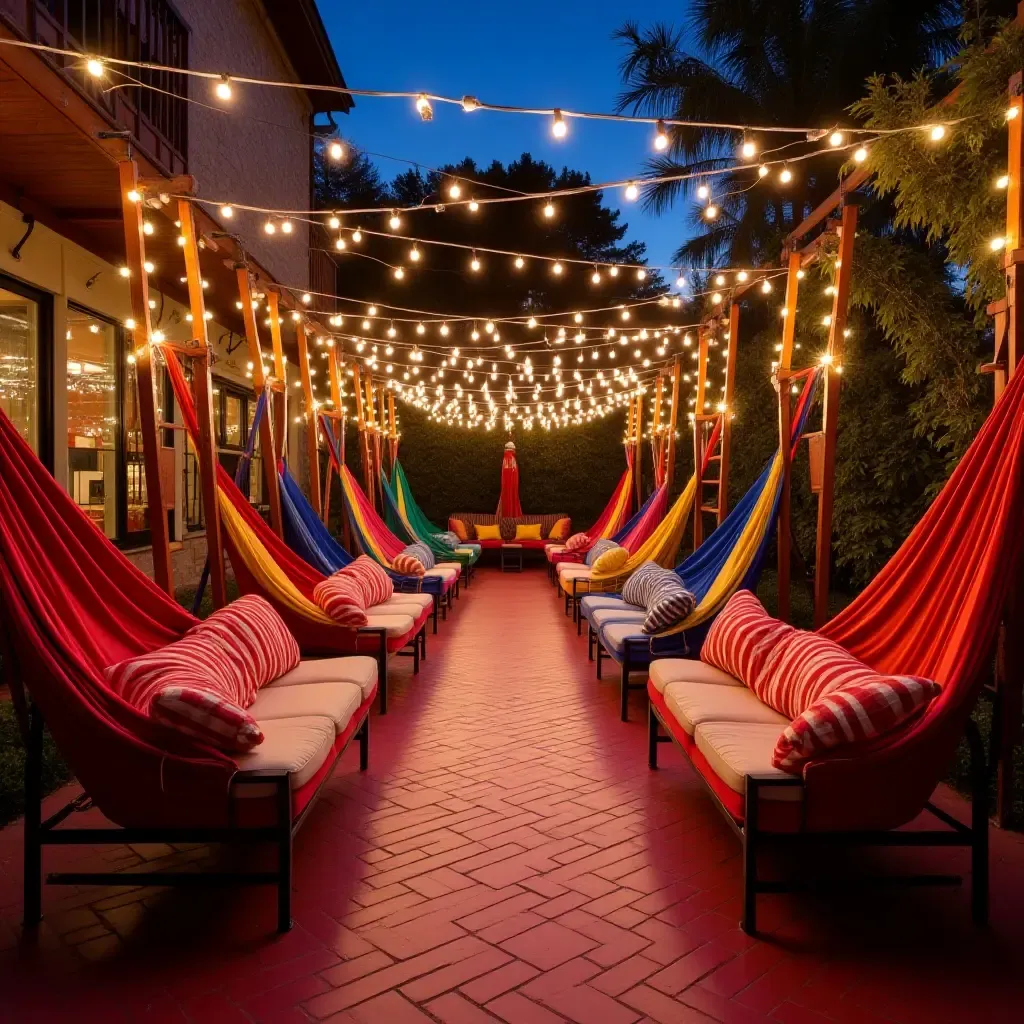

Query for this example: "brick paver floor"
[1,567,1023,1022]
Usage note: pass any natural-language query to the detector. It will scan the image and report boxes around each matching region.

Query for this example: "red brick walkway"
[2,568,1024,1022]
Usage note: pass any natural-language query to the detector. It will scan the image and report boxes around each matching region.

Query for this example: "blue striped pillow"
[621,560,666,607]
[401,542,436,570]
[642,575,696,634]
[585,538,618,568]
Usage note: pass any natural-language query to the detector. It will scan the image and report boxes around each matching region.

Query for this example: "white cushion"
[236,715,336,791]
[435,561,463,574]
[663,681,787,737]
[694,722,802,802]
[269,656,377,701]
[385,593,433,613]
[591,607,646,629]
[649,659,743,695]
[250,681,361,733]
[425,567,458,582]
[367,600,431,621]
[365,613,416,637]
[580,595,631,615]
[558,565,592,580]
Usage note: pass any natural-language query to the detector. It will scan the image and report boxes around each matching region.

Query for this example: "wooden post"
[693,327,709,549]
[813,204,858,628]
[718,303,739,522]
[652,375,664,486]
[363,373,378,509]
[776,251,803,622]
[236,266,284,537]
[352,362,374,510]
[634,390,644,508]
[295,321,322,516]
[376,384,388,482]
[118,161,172,595]
[265,291,288,465]
[177,199,226,608]
[664,357,681,493]
[388,391,399,468]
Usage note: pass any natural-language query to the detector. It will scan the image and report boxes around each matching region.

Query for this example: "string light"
[514,255,525,269]
[468,200,480,212]
[929,125,947,142]
[416,94,433,120]
[779,167,793,184]
[543,202,555,219]
[704,204,719,220]
[624,182,639,201]
[758,165,769,178]
[328,214,341,229]
[997,174,1011,189]
[220,204,234,218]
[86,58,104,78]
[470,251,481,272]
[389,211,402,230]
[409,245,421,262]
[448,181,462,199]
[654,120,669,150]
[551,109,567,138]
[853,146,868,163]
[829,130,844,147]
[329,140,344,161]
[215,75,232,101]
[741,138,757,159]
[552,261,564,276]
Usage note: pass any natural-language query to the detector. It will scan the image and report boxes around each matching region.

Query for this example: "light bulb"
[636,268,647,281]
[715,274,726,286]
[704,204,719,220]
[142,221,154,235]
[737,270,749,282]
[125,319,136,330]
[86,59,104,78]
[409,246,421,262]
[758,164,769,178]
[220,205,234,219]
[624,182,639,201]
[417,323,426,334]
[335,237,346,250]
[741,139,757,159]
[329,140,344,161]
[119,266,130,278]
[468,200,479,212]
[368,305,377,315]
[998,174,1011,189]
[654,120,669,150]
[328,214,341,229]
[543,202,555,218]
[301,293,311,304]
[552,261,564,275]
[470,252,481,271]
[394,266,405,279]
[440,324,450,336]
[676,274,685,288]
[697,184,710,201]
[281,219,293,234]
[591,269,601,284]
[126,190,141,203]
[352,229,362,243]
[551,109,567,138]
[609,266,619,277]
[761,279,773,294]
[448,182,462,199]
[853,146,868,163]
[264,220,276,235]
[1008,106,1020,121]
[215,76,232,101]
[527,317,538,328]
[930,125,946,142]
[462,95,480,112]
[779,167,793,184]
[514,255,525,269]
[416,94,433,121]
[389,212,401,230]
[990,236,1008,252]
[829,130,844,147]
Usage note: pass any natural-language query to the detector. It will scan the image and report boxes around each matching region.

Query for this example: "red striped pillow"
[392,553,426,577]
[773,676,941,773]
[188,594,300,691]
[340,555,394,607]
[565,532,591,553]
[313,571,369,628]
[701,590,794,687]
[754,631,895,720]
[105,631,253,711]
[151,685,264,753]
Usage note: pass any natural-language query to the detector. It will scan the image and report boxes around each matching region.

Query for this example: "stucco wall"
[174,0,313,291]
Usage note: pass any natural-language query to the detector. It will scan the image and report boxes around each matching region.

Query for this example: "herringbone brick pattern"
[1,568,1024,1022]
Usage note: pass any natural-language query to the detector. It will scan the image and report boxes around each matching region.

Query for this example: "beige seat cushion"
[435,561,463,574]
[236,716,336,791]
[364,613,415,637]
[270,656,377,701]
[384,593,433,614]
[250,681,361,733]
[558,565,592,580]
[425,567,458,582]
[367,600,431,621]
[663,681,787,737]
[546,544,567,554]
[649,659,743,694]
[694,722,802,802]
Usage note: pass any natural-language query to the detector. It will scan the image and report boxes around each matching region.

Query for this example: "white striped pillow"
[312,571,369,628]
[151,685,264,753]
[188,594,300,691]
[565,532,591,553]
[700,590,794,687]
[642,576,696,634]
[340,555,394,607]
[105,631,254,711]
[773,675,941,773]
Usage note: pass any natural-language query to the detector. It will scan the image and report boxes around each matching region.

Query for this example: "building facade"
[0,0,347,588]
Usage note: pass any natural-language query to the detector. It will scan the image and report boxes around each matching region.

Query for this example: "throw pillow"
[700,590,795,688]
[548,517,571,541]
[392,553,426,577]
[515,523,543,541]
[621,560,667,608]
[773,676,941,773]
[150,686,264,753]
[565,532,591,553]
[475,523,502,541]
[642,575,697,634]
[450,518,469,542]
[186,594,300,693]
[585,538,618,567]
[312,571,370,626]
[405,541,435,569]
[435,531,461,549]
[340,555,394,607]
[591,545,630,575]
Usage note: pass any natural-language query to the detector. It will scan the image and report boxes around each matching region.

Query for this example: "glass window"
[123,350,151,539]
[224,394,243,447]
[66,311,118,538]
[0,283,41,452]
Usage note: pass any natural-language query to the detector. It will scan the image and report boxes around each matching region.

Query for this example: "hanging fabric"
[496,441,523,518]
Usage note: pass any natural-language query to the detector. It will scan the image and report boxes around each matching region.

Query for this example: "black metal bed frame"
[22,696,371,936]
[647,702,990,935]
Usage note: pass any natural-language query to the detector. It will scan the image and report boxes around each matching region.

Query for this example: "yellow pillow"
[450,518,468,542]
[591,545,630,574]
[515,523,543,541]
[548,517,571,541]
[475,523,502,540]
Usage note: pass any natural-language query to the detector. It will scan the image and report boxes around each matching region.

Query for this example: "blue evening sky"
[317,1,695,274]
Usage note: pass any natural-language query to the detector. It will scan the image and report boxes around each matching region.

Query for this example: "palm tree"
[615,0,963,269]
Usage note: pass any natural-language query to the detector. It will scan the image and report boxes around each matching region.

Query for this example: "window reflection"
[0,285,39,452]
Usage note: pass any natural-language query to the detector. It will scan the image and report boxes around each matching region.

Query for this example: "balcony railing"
[22,0,189,174]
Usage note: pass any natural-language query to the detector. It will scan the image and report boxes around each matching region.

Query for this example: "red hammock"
[496,442,522,518]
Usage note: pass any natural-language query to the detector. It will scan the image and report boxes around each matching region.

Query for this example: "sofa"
[449,512,570,551]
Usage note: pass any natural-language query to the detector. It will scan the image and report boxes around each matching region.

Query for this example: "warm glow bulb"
[997,174,1011,189]
[853,146,868,163]
[448,182,462,199]
[591,269,601,284]
[264,220,276,235]
[704,204,719,220]
[335,237,346,250]
[551,109,567,138]
[779,167,793,184]
[86,59,104,78]
[215,76,232,101]
[609,266,619,277]
[470,254,481,271]
[930,125,946,142]
[468,200,479,212]
[389,212,401,230]
[552,262,564,275]
[654,120,669,150]
[515,255,525,269]
[829,130,844,147]
[696,184,710,201]
[1008,106,1020,121]
[990,236,1008,252]
[741,139,757,159]
[758,164,769,178]
[394,266,405,279]
[624,182,639,201]
[761,280,772,294]
[220,205,234,219]
[636,268,647,281]
[329,140,344,161]
[676,274,685,288]
[352,229,362,243]
[543,202,555,219]
[409,246,421,262]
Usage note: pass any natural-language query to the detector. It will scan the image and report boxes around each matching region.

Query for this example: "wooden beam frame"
[388,391,399,468]
[118,160,173,595]
[718,303,740,522]
[177,198,226,609]
[813,204,859,628]
[236,267,284,538]
[651,375,665,487]
[351,362,374,513]
[265,292,289,467]
[692,328,710,549]
[664,357,681,494]
[634,390,644,510]
[296,321,322,517]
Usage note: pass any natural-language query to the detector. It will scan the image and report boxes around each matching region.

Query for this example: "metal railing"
[27,0,189,174]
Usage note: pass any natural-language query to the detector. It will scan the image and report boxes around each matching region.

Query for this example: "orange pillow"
[450,518,468,541]
[475,523,502,541]
[515,523,543,541]
[548,517,571,541]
